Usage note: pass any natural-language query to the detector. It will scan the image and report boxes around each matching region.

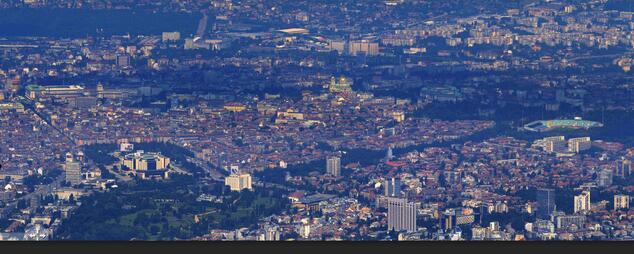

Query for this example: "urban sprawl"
[1,0,634,241]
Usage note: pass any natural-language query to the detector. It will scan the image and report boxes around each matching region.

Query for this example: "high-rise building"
[384,177,401,197]
[348,40,379,56]
[443,210,455,230]
[564,5,576,13]
[614,195,630,211]
[574,191,591,214]
[326,156,341,177]
[616,159,632,178]
[76,151,84,162]
[568,137,591,153]
[258,226,280,241]
[386,197,417,233]
[116,55,131,68]
[537,188,556,218]
[7,75,20,97]
[543,136,567,153]
[300,223,311,238]
[30,194,41,209]
[225,173,253,192]
[489,221,500,232]
[598,168,613,187]
[64,153,82,186]
[386,146,394,161]
[96,82,104,99]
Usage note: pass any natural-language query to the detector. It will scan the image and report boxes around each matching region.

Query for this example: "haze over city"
[1,0,634,241]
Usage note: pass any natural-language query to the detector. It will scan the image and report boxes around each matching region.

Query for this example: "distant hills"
[605,0,634,12]
[0,8,200,37]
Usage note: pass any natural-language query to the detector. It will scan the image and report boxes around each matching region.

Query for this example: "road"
[566,53,630,62]
[11,172,65,208]
[187,156,226,181]
[17,97,76,146]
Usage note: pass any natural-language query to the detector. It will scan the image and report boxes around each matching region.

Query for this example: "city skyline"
[1,0,634,242]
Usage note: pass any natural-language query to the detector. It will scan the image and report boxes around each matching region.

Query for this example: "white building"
[574,191,591,214]
[614,195,630,210]
[543,136,567,153]
[64,153,82,186]
[568,137,591,153]
[386,197,417,233]
[225,173,253,191]
[326,156,341,177]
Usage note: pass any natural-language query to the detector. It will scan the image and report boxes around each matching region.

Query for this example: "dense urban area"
[1,0,634,241]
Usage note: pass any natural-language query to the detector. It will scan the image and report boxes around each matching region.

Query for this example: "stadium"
[524,118,603,132]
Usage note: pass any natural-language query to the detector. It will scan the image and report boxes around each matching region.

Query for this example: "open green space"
[55,175,289,240]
